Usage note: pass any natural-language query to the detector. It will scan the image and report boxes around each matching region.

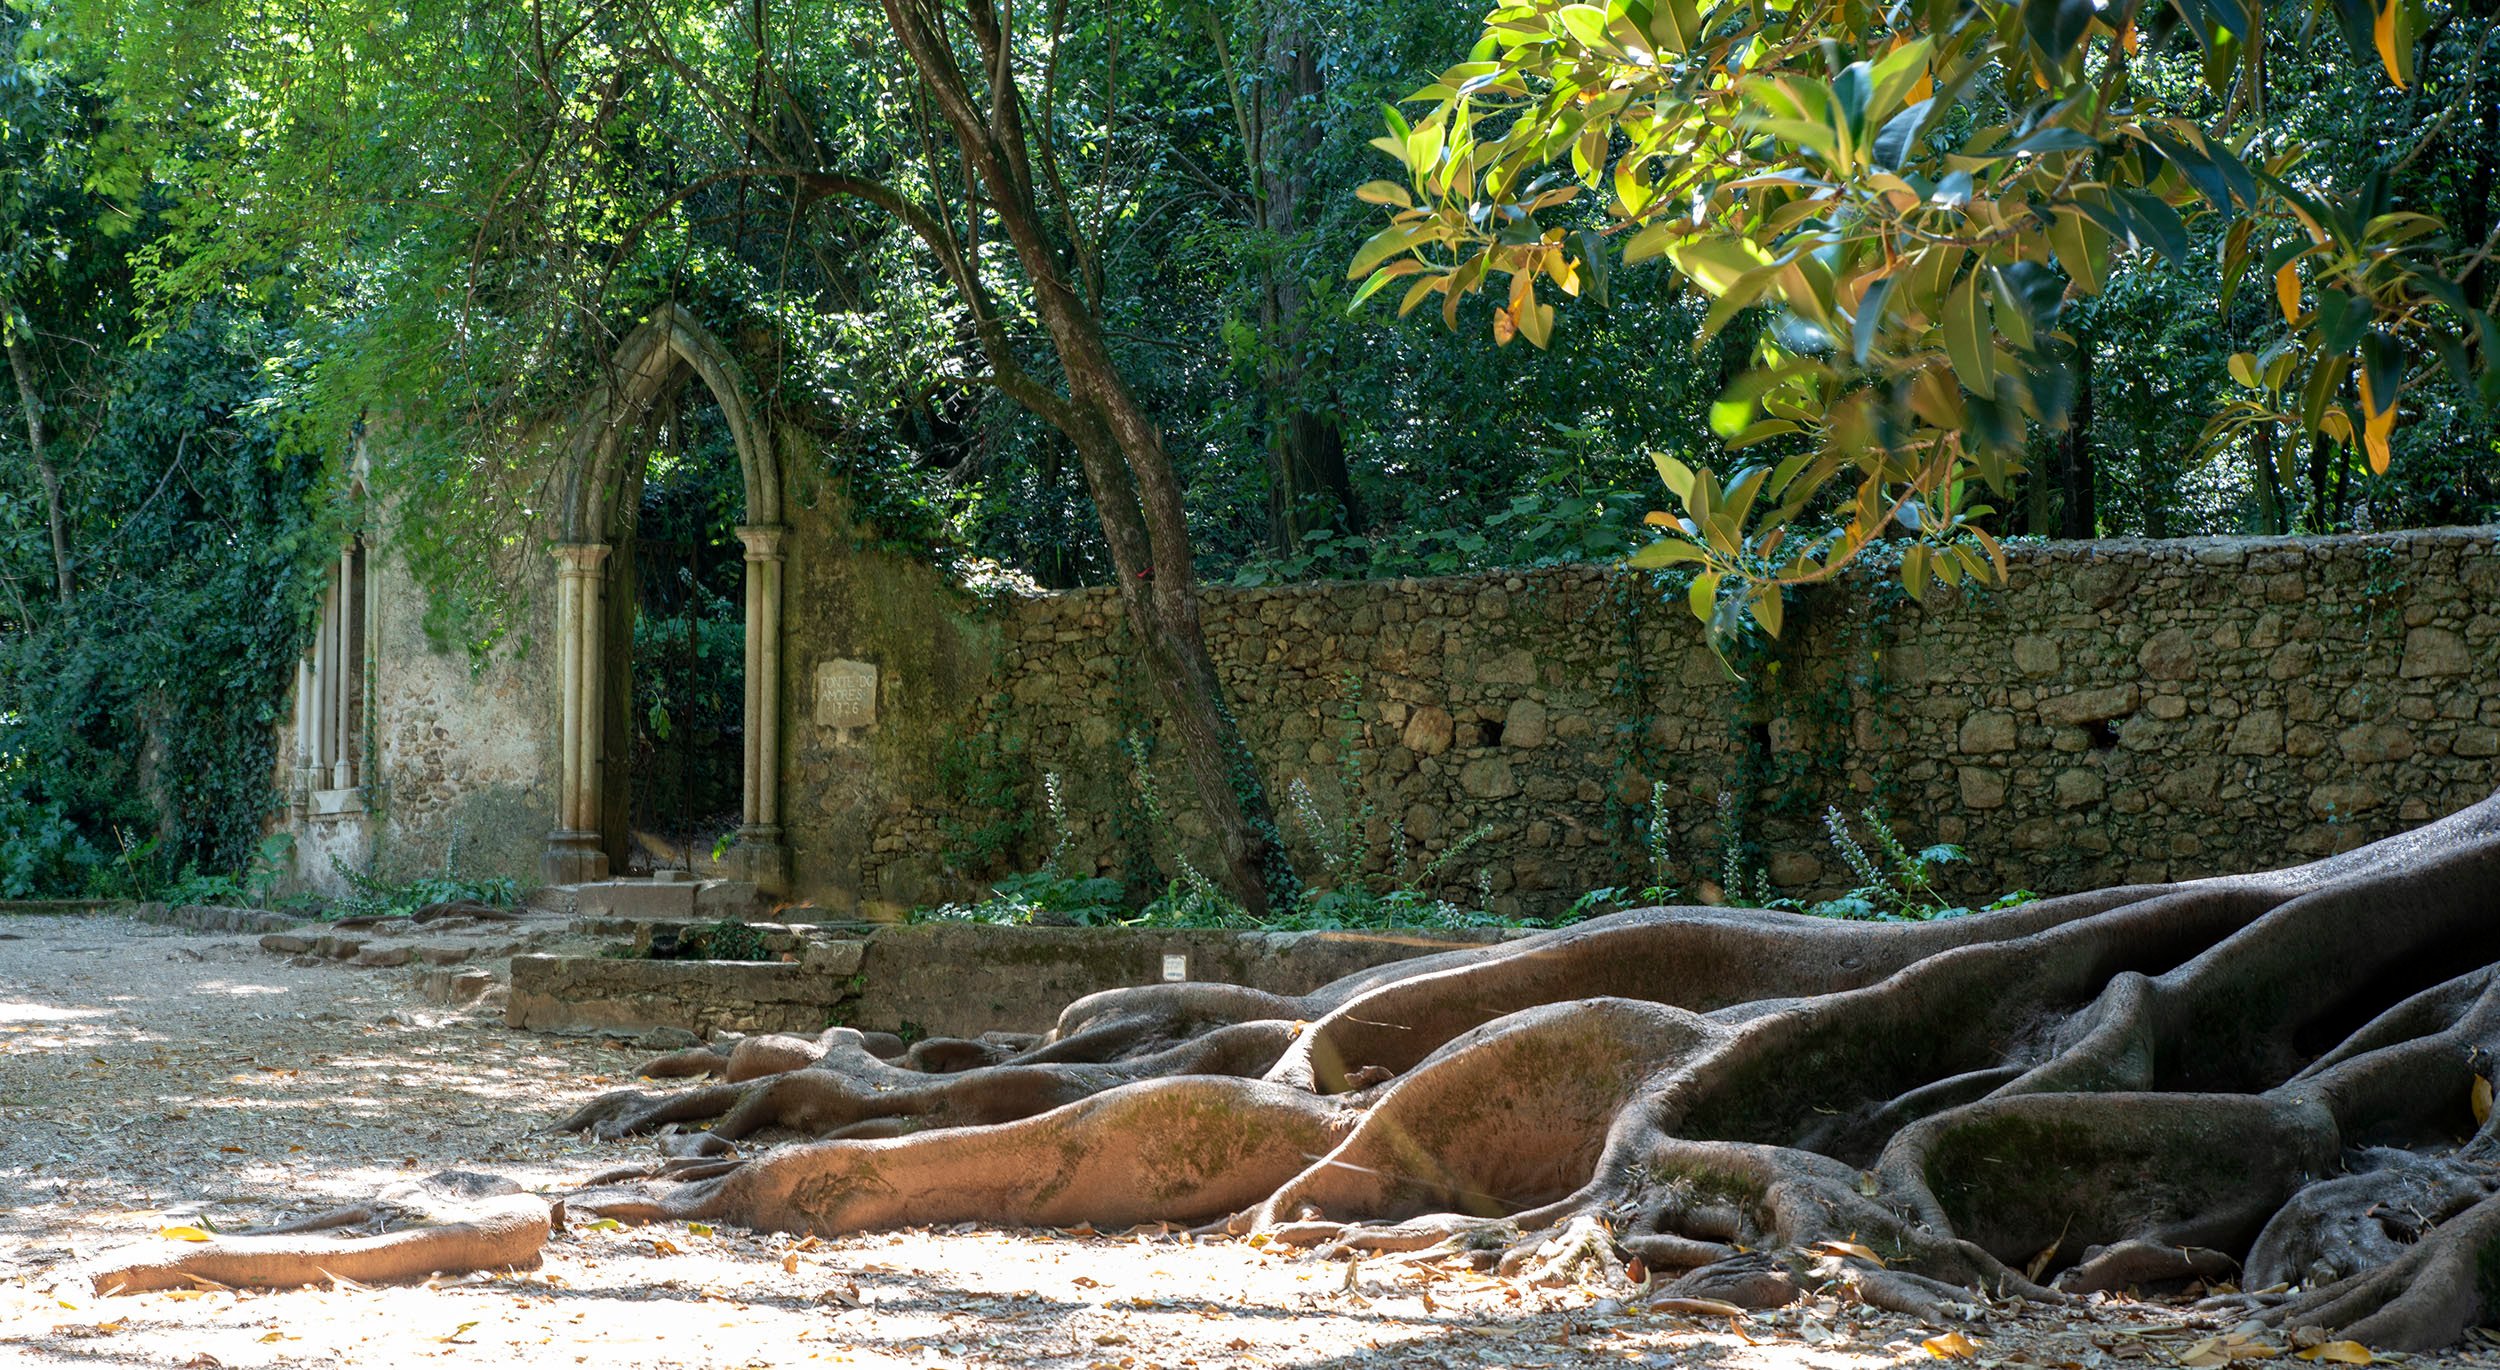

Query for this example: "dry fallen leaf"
[2297,1343,2372,1365]
[1925,1331,1982,1359]
[157,1225,213,1242]
[2474,1074,2492,1127]
[1813,1238,1888,1267]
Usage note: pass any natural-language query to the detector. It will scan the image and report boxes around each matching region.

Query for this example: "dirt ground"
[4,911,2492,1369]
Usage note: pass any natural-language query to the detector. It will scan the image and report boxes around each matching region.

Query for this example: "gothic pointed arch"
[543,304,788,892]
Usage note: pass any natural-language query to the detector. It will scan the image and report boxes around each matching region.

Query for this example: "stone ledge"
[504,924,1517,1041]
[507,953,845,1037]
[127,902,304,934]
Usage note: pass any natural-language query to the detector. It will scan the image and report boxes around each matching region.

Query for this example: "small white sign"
[1161,954,1188,983]
[815,659,878,728]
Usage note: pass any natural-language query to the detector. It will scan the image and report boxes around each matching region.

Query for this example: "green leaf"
[1628,537,1711,568]
[1688,569,1723,622]
[1347,224,1420,280]
[1558,4,1613,48]
[1650,451,1696,500]
[1943,272,1995,396]
[1750,585,1784,637]
[1354,180,1414,208]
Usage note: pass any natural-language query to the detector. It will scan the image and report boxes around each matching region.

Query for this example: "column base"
[542,829,610,886]
[724,826,791,896]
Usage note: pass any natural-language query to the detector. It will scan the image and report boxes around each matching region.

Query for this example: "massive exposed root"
[90,1172,552,1295]
[545,790,2500,1351]
[133,791,2500,1350]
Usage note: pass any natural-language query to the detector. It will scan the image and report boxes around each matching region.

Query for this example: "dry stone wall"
[914,528,2500,917]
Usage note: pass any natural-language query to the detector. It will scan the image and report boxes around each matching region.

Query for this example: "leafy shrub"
[0,795,100,898]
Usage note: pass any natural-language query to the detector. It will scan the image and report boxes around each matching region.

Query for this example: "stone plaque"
[815,659,878,728]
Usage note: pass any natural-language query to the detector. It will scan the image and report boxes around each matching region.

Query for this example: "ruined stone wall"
[278,522,560,895]
[913,529,2500,917]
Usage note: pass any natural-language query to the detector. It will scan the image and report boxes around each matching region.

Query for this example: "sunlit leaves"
[1344,0,2492,641]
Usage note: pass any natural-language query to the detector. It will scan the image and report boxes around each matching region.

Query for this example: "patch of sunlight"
[0,1001,110,1025]
[189,982,291,997]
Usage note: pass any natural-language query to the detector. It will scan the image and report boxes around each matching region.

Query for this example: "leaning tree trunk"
[99,791,2500,1354]
[881,0,1298,915]
[2,300,73,608]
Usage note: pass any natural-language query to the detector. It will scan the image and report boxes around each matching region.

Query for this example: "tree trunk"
[2057,336,2095,538]
[882,0,1297,916]
[2,301,73,607]
[1248,6,1357,552]
[2250,424,2288,535]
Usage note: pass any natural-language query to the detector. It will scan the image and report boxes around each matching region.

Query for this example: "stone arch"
[542,304,788,892]
[554,303,782,543]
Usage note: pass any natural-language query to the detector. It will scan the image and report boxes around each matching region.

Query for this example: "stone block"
[2038,685,2139,726]
[2054,769,2105,807]
[1762,851,1819,887]
[1459,756,1519,799]
[2337,723,2415,765]
[2402,627,2472,678]
[2454,726,2500,759]
[1403,706,1454,757]
[2137,629,2200,680]
[801,941,867,977]
[2227,710,2283,756]
[1958,711,2017,754]
[2012,635,2062,677]
[577,880,698,920]
[1958,766,2007,809]
[1503,699,1550,748]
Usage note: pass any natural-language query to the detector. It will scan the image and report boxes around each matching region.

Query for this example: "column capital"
[735,525,787,561]
[553,542,612,575]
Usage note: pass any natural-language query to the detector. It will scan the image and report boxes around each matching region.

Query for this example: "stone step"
[571,878,760,921]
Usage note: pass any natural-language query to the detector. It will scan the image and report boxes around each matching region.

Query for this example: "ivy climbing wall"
[922,528,2500,918]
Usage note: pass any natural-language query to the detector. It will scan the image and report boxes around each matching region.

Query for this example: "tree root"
[321,788,2500,1354]
[90,1172,551,1294]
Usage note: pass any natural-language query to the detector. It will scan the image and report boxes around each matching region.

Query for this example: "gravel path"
[5,910,2488,1369]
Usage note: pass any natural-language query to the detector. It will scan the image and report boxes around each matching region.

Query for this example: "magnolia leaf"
[1750,585,1784,637]
[2298,1342,2373,1364]
[1347,224,1420,280]
[1688,569,1722,622]
[158,1226,214,1242]
[2355,361,2397,474]
[2362,398,2396,474]
[1354,180,1413,208]
[2374,0,2411,88]
[1944,273,1995,396]
[2228,353,2261,388]
[2474,1073,2492,1125]
[1651,451,1696,500]
[2275,260,2303,324]
[1517,298,1555,348]
[1811,1238,1884,1265]
[1923,1331,1981,1359]
[1628,536,1710,567]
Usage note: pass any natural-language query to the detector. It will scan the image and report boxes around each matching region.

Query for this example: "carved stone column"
[727,525,789,893]
[542,542,612,884]
[291,652,316,817]
[331,543,357,789]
